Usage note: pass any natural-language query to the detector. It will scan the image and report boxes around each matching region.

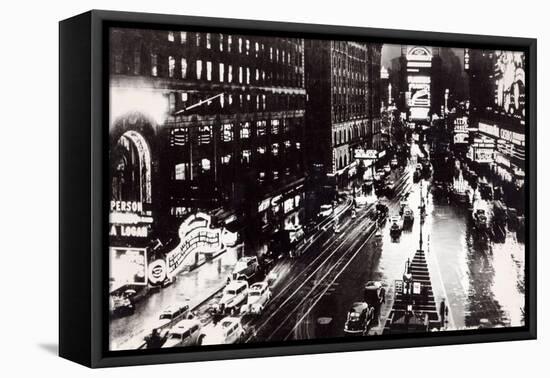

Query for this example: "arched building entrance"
[111,130,152,206]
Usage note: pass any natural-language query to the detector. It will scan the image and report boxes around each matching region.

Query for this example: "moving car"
[402,206,414,226]
[229,256,259,282]
[201,317,245,345]
[319,204,334,218]
[344,302,375,335]
[159,304,190,324]
[211,280,248,315]
[389,216,402,238]
[162,319,202,348]
[240,282,272,315]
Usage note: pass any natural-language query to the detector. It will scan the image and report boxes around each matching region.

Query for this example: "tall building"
[109,28,307,252]
[393,46,442,122]
[465,48,526,207]
[305,40,381,198]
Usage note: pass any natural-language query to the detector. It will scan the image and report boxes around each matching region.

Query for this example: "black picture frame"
[59,9,537,368]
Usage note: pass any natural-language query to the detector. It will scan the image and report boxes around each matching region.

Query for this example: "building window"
[195,33,201,47]
[238,38,243,53]
[222,123,233,142]
[296,142,301,150]
[174,163,190,180]
[255,68,260,82]
[256,95,260,110]
[201,158,211,172]
[239,66,243,83]
[220,95,225,109]
[257,146,266,154]
[257,120,267,136]
[180,31,187,43]
[219,34,224,51]
[284,140,291,148]
[114,53,122,74]
[241,150,251,165]
[133,50,141,75]
[270,47,273,61]
[227,36,232,52]
[272,143,279,156]
[228,65,233,83]
[255,42,259,58]
[206,33,211,49]
[168,31,175,42]
[181,58,187,78]
[198,125,212,145]
[246,67,250,84]
[246,39,250,55]
[206,61,212,81]
[262,94,266,110]
[168,56,176,77]
[221,154,231,165]
[168,93,176,112]
[272,119,281,134]
[151,53,158,76]
[170,128,189,146]
[196,60,202,80]
[181,92,188,102]
[240,122,250,139]
[219,63,224,83]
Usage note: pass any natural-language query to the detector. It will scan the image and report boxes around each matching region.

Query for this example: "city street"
[106,32,527,350]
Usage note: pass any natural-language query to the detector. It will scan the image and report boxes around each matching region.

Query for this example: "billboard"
[494,50,525,121]
[109,247,147,293]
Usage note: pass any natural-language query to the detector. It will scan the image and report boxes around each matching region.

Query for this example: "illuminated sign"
[166,212,222,276]
[109,224,149,238]
[148,259,167,285]
[494,50,525,119]
[110,200,143,213]
[354,149,378,160]
[109,247,147,292]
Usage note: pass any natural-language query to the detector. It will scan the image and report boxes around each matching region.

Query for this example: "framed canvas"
[59,10,537,368]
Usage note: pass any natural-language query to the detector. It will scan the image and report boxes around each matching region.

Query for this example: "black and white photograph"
[107,27,528,351]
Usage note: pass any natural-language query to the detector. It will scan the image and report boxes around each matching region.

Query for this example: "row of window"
[166,31,303,65]
[173,143,301,181]
[113,52,304,88]
[168,91,305,115]
[169,120,303,146]
[332,123,370,146]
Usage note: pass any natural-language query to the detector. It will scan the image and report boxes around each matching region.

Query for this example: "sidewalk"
[110,246,241,350]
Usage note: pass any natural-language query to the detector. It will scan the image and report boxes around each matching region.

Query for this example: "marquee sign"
[166,212,222,277]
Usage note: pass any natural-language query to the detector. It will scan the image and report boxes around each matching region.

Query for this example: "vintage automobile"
[211,280,248,315]
[110,294,134,317]
[159,304,190,324]
[229,256,259,282]
[363,281,386,307]
[240,282,272,315]
[472,208,489,231]
[402,206,414,226]
[389,215,402,238]
[200,317,245,345]
[162,319,202,348]
[344,302,375,335]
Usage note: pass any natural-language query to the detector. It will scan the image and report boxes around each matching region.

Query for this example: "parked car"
[162,319,202,348]
[241,282,272,315]
[211,280,248,315]
[344,302,375,335]
[229,257,259,282]
[201,317,245,345]
[363,281,385,307]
